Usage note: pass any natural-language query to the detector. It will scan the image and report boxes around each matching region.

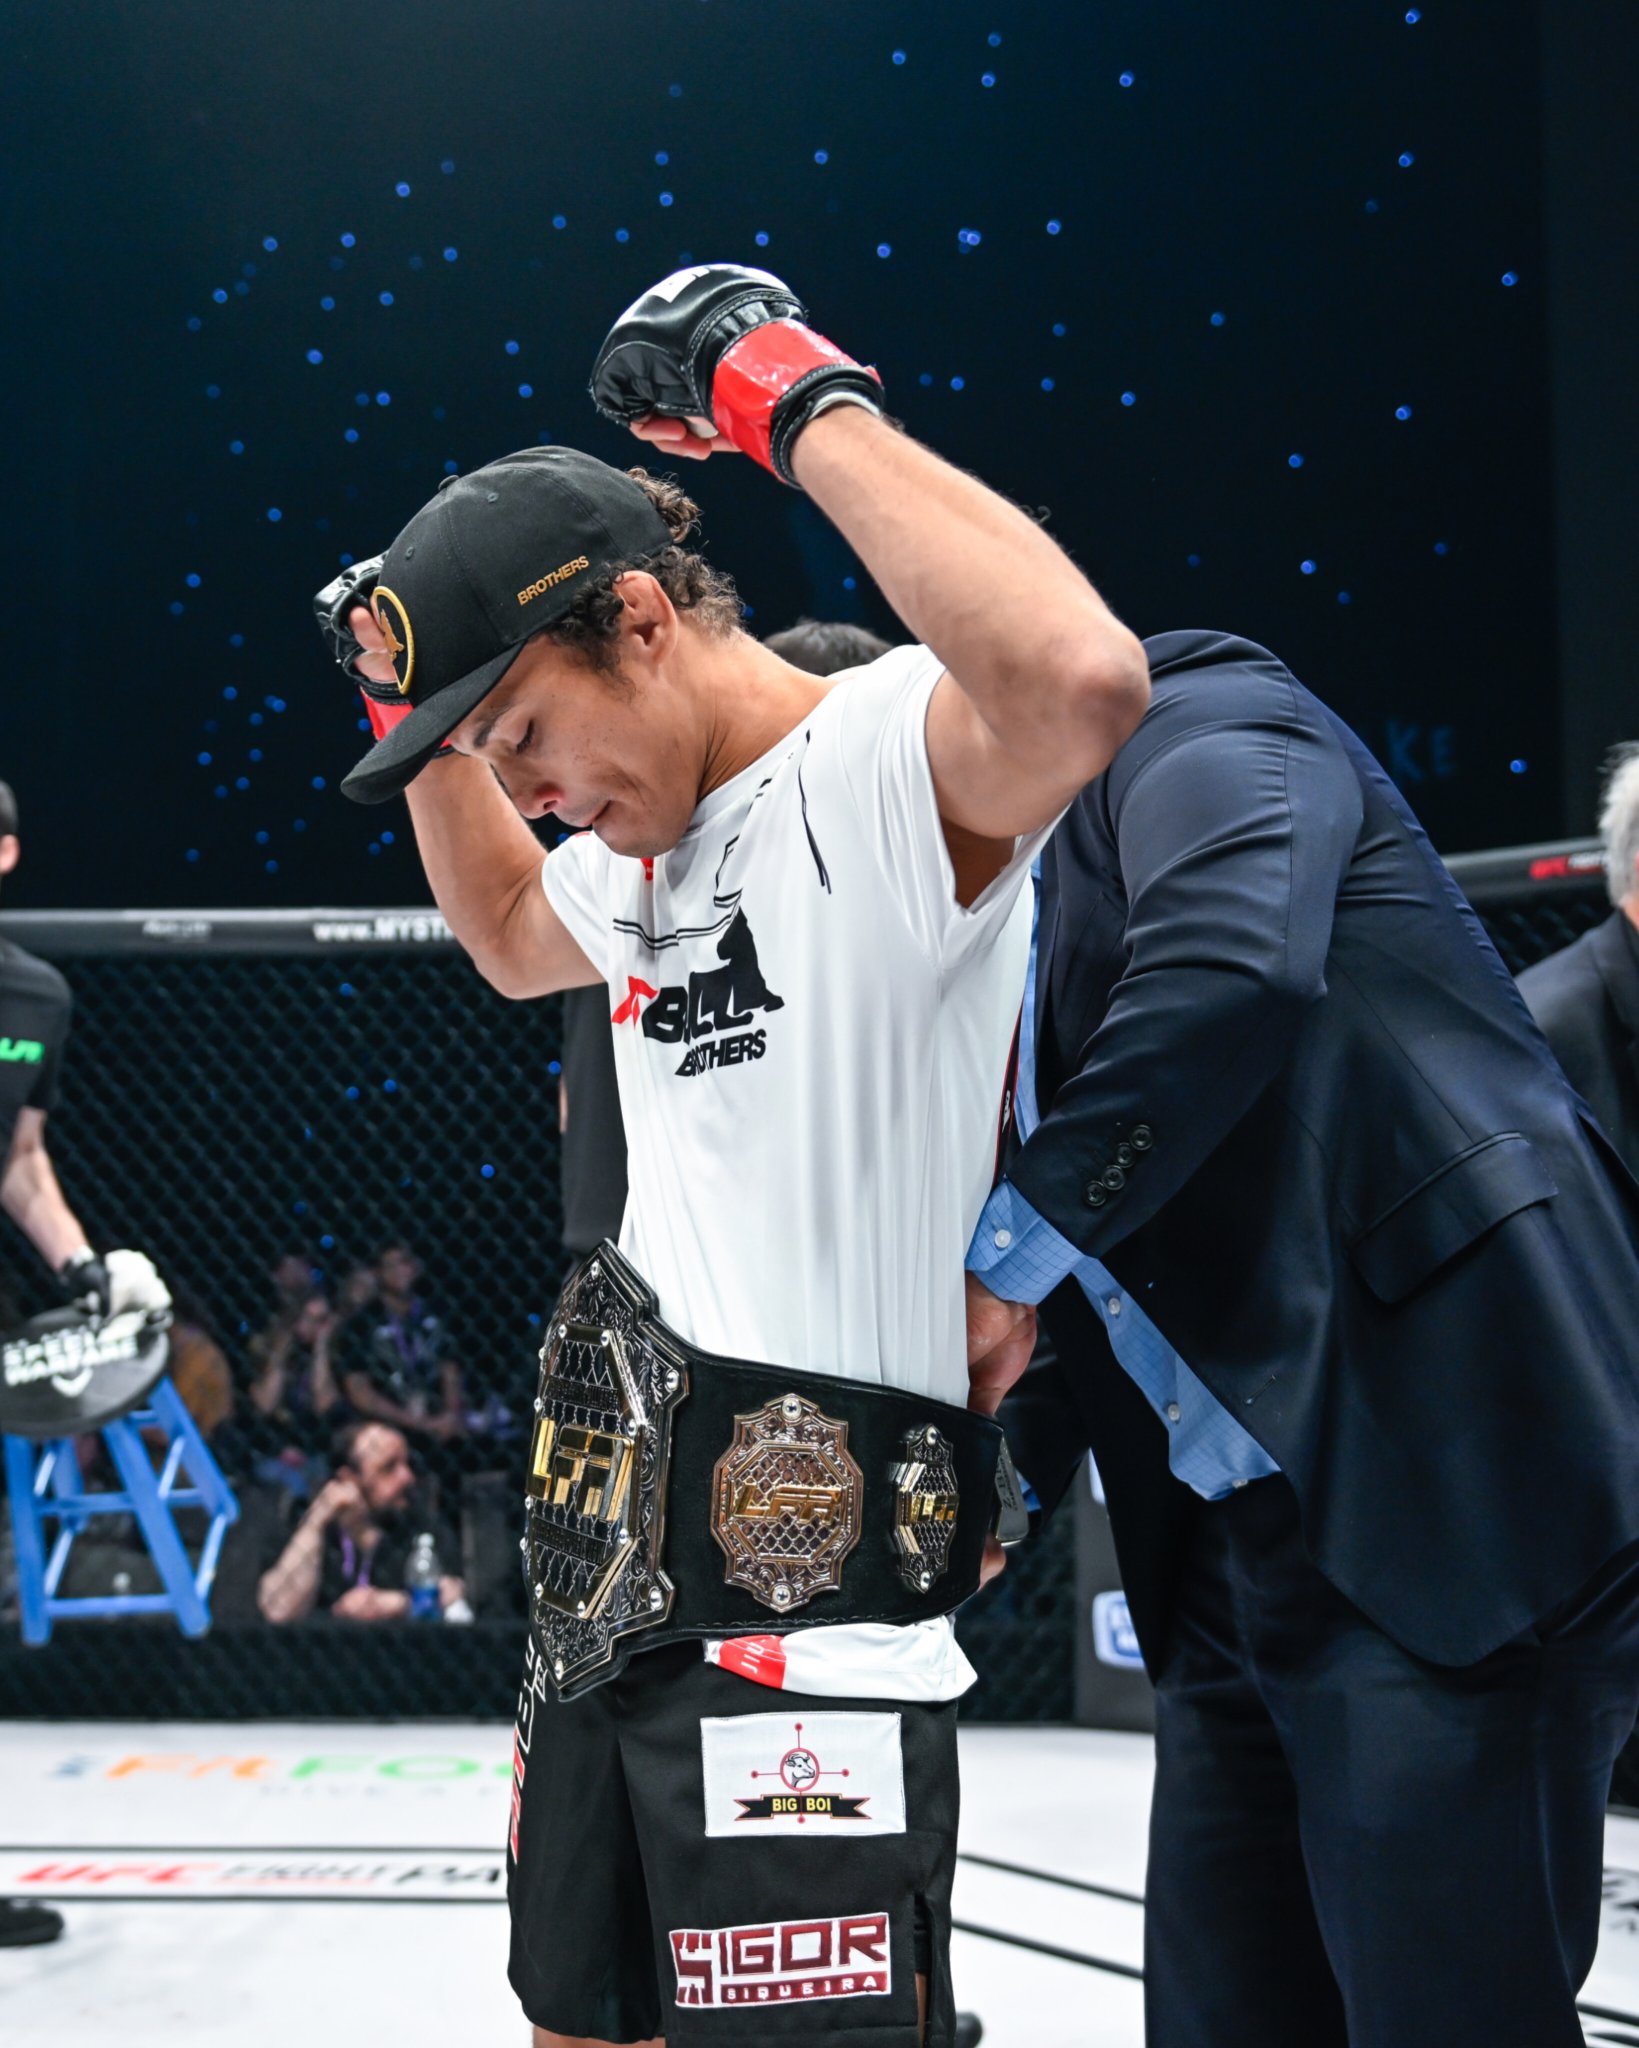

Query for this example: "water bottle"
[405,1532,442,1621]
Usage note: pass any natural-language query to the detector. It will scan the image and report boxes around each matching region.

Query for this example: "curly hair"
[530,469,744,674]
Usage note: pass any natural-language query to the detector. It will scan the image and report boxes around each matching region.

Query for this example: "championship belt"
[0,1305,173,1442]
[523,1244,1028,1699]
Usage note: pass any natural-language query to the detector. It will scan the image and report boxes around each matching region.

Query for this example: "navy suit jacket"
[1002,630,1639,1669]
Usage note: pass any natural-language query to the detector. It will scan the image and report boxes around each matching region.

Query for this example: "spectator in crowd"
[244,1287,346,1494]
[157,1283,234,1443]
[257,1420,464,1624]
[340,1240,465,1441]
[332,1259,378,1337]
[1518,744,1639,1171]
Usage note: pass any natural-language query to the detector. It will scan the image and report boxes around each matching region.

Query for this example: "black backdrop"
[4,0,1555,908]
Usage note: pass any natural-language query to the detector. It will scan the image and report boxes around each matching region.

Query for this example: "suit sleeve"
[1008,678,1365,1255]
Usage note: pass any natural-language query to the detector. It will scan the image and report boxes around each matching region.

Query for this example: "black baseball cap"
[341,445,674,804]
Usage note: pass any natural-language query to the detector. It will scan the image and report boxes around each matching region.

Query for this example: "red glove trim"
[711,320,880,473]
[362,692,415,741]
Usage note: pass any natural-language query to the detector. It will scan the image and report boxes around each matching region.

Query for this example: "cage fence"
[0,842,1614,1725]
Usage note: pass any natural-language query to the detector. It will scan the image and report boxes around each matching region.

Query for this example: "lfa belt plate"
[710,1391,864,1612]
[523,1254,689,1696]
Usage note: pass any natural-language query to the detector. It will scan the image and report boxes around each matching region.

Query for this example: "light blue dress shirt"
[968,869,1280,1501]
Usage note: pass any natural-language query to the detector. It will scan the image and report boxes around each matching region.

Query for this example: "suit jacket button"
[1131,1125,1154,1151]
[1102,1166,1127,1192]
[1086,1182,1109,1208]
[1114,1143,1135,1168]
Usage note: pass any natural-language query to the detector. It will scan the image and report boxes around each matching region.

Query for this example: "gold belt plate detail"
[890,1424,961,1592]
[710,1392,863,1611]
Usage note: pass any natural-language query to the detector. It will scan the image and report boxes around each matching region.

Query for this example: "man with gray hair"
[1518,745,1639,1171]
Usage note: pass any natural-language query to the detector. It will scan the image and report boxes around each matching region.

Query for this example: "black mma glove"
[313,555,384,678]
[589,264,883,486]
[56,1248,111,1321]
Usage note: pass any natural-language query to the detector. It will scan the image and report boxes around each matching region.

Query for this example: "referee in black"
[0,777,169,1948]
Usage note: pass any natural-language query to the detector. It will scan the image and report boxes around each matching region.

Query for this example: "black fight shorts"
[506,1635,960,2045]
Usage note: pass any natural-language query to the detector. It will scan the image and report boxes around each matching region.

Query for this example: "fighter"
[312,264,1150,2046]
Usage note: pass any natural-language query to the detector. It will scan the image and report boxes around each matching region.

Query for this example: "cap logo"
[370,586,416,696]
[518,556,590,607]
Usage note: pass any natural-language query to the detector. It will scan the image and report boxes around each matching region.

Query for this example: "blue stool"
[4,1376,240,1644]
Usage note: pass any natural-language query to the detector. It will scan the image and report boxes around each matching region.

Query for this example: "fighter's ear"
[0,836,19,879]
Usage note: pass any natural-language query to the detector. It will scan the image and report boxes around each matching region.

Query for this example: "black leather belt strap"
[523,1243,1024,1699]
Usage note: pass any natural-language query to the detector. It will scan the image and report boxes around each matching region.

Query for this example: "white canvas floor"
[0,1720,1637,2046]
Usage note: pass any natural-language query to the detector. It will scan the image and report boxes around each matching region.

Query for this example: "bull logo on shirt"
[613,908,785,1079]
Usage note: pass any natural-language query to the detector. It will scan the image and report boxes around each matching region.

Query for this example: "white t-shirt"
[541,643,1043,1699]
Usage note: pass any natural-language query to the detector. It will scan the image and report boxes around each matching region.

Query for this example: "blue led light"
[1187,554,1201,568]
[659,190,673,206]
[1501,271,1518,287]
[212,288,227,304]
[311,775,326,790]
[381,830,394,845]
[988,30,1002,45]
[1052,322,1067,336]
[1300,559,1317,575]
[255,830,269,845]
[1338,591,1352,604]
[1210,310,1226,326]
[249,712,263,727]
[1365,199,1379,213]
[266,507,282,522]
[262,235,278,252]
[918,372,933,386]
[441,159,455,173]
[306,348,323,365]
[958,228,982,248]
[214,786,228,799]
[669,82,683,96]
[481,1163,495,1178]
[383,1078,398,1093]
[950,375,965,390]
[842,575,857,592]
[344,428,359,443]
[815,149,829,164]
[346,1086,359,1101]
[655,151,670,165]
[197,752,212,766]
[1119,71,1134,87]
[186,317,202,332]
[982,72,996,87]
[1041,377,1055,391]
[379,291,394,306]
[1398,152,1415,168]
[1046,219,1062,235]
[224,686,238,700]
[264,860,278,874]
[754,230,770,246]
[443,246,458,261]
[186,572,202,587]
[1395,404,1413,420]
[552,214,567,230]
[340,232,356,248]
[395,181,411,197]
[876,243,892,258]
[518,383,534,398]
[1405,7,1421,19]
[248,749,263,763]
[892,49,906,64]
[235,776,249,790]
[229,634,244,648]
[169,601,184,617]
[1289,453,1304,468]
[615,228,630,242]
[186,849,199,863]
[1433,541,1449,555]
[375,390,391,405]
[1120,390,1136,406]
[505,339,520,354]
[1510,759,1528,775]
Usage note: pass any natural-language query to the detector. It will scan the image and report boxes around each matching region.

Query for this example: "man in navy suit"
[965,632,1639,2047]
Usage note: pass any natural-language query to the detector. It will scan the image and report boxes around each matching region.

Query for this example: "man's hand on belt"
[965,1273,1035,1417]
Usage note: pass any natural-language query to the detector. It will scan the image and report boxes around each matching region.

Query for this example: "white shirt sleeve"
[540,832,615,982]
[824,644,1056,966]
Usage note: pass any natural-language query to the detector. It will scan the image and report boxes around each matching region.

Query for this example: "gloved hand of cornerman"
[56,1247,172,1325]
[312,552,455,755]
[590,264,884,484]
